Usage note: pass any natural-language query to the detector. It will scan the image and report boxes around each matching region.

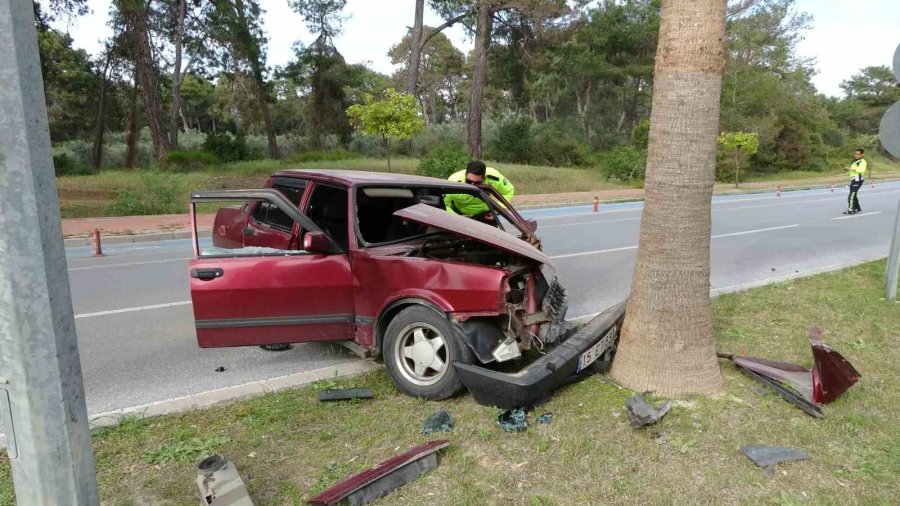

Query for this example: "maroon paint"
[308,440,450,506]
[394,203,552,265]
[190,254,353,347]
[190,170,548,351]
[810,327,861,403]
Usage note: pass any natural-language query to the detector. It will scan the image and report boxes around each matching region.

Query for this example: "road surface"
[63,183,900,415]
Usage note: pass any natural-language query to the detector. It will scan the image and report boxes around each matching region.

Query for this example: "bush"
[602,146,647,182]
[108,171,182,216]
[410,122,466,156]
[162,150,217,172]
[53,152,93,176]
[287,149,361,163]
[490,117,534,164]
[416,144,469,179]
[202,132,248,162]
[531,125,592,167]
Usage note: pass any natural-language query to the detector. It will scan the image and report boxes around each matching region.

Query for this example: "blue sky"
[52,0,900,97]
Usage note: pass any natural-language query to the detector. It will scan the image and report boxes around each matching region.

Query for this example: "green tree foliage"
[416,143,469,179]
[389,29,466,125]
[717,131,759,186]
[36,25,100,141]
[346,89,424,171]
[835,66,900,135]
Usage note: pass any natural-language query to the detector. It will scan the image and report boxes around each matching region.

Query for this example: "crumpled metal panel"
[394,204,552,266]
[809,327,861,403]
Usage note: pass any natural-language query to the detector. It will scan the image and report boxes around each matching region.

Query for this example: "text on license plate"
[577,326,617,372]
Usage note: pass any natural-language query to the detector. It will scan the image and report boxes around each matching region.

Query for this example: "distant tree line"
[37,0,900,179]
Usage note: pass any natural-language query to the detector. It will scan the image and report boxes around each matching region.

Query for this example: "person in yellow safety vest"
[843,148,867,215]
[444,161,514,220]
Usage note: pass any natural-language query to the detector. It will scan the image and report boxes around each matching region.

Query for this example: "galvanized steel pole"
[0,0,100,503]
[887,200,900,301]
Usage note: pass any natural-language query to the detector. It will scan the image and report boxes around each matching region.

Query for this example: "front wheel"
[382,306,474,400]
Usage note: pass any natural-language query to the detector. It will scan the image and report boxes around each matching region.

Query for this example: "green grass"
[56,158,629,219]
[57,153,900,219]
[2,260,898,504]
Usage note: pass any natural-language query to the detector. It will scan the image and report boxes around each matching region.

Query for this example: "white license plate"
[577,326,617,372]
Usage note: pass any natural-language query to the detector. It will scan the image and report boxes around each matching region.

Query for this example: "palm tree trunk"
[609,0,727,396]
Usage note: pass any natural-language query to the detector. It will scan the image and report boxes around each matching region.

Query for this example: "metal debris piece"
[259,344,292,352]
[741,445,809,473]
[317,388,373,402]
[308,440,450,506]
[720,327,860,418]
[214,366,226,373]
[421,410,453,435]
[195,454,254,505]
[498,408,528,432]
[536,412,553,425]
[625,394,672,428]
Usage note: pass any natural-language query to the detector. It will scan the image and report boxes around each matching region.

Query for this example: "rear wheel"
[383,306,474,400]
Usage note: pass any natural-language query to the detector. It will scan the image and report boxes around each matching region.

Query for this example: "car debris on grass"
[307,440,450,506]
[625,394,672,428]
[317,388,374,402]
[719,327,861,417]
[740,445,810,474]
[421,410,454,436]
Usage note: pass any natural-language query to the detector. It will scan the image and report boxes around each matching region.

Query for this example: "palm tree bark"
[467,1,492,159]
[119,0,171,160]
[609,0,727,396]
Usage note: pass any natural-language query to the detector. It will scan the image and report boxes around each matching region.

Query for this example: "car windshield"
[356,186,492,246]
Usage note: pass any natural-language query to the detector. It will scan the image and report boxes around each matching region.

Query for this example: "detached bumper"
[454,300,627,409]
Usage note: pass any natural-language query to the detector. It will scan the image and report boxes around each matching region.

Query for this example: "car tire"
[382,306,474,400]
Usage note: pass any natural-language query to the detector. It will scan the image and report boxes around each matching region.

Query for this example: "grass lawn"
[2,260,898,504]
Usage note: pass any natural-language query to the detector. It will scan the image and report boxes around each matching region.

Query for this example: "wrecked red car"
[188,170,623,406]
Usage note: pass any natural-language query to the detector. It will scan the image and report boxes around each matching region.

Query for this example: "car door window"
[306,184,349,251]
[251,183,305,232]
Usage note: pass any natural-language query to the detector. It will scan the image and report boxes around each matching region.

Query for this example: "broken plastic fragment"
[317,388,374,402]
[536,413,552,425]
[741,445,809,473]
[421,410,454,435]
[498,408,528,432]
[308,440,449,506]
[625,394,672,428]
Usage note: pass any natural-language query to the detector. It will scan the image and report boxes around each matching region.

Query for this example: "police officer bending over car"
[444,161,514,222]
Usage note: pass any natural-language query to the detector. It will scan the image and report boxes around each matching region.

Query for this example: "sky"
[51,0,900,97]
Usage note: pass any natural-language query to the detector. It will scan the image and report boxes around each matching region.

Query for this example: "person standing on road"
[843,148,867,215]
[445,161,514,221]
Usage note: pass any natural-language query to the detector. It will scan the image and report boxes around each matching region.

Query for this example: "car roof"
[272,169,470,190]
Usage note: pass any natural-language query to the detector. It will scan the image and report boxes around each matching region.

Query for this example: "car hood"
[394,204,553,266]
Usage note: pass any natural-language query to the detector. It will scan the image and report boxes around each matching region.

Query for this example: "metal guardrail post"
[0,0,99,502]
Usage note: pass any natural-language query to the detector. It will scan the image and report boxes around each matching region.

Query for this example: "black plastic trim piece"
[196,314,354,329]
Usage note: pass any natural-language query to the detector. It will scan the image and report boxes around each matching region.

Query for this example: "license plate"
[577,326,617,372]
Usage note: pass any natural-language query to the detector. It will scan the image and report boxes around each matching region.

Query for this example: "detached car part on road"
[186,170,622,405]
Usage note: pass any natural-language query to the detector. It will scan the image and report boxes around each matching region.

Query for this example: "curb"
[64,229,211,248]
[87,361,376,431]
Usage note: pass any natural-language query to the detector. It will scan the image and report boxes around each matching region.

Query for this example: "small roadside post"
[880,43,900,301]
[0,0,100,503]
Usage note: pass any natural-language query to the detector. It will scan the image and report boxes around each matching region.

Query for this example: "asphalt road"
[63,182,900,414]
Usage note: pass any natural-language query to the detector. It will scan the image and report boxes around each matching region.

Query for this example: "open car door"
[189,189,354,347]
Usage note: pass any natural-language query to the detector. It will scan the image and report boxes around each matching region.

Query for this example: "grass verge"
[2,261,899,504]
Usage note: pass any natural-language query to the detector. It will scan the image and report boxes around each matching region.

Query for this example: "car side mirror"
[525,219,538,233]
[303,231,334,254]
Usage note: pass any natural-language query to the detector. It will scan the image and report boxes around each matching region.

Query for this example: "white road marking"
[551,224,800,260]
[830,211,882,221]
[541,216,642,229]
[68,257,192,271]
[74,300,192,319]
[710,224,799,238]
[551,245,638,260]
